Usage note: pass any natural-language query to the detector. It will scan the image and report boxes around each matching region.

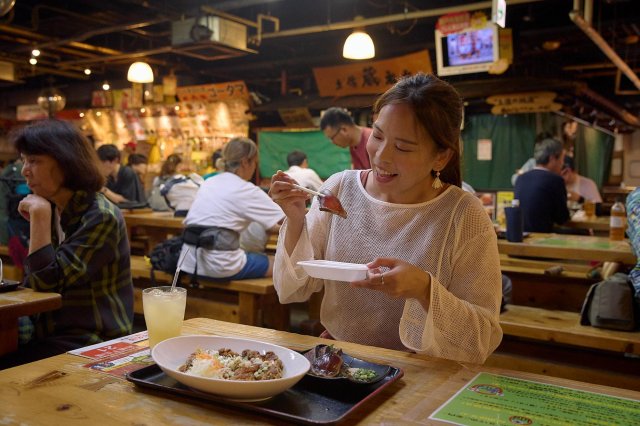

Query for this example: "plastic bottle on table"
[505,199,524,242]
[609,198,626,241]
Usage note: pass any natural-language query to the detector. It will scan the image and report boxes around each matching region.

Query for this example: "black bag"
[149,236,183,284]
[580,273,639,331]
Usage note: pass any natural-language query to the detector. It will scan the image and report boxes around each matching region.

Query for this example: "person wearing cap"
[561,155,602,204]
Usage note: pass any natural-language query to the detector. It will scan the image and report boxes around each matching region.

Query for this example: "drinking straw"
[171,246,189,292]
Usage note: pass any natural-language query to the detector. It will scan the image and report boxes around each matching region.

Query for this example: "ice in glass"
[142,286,187,348]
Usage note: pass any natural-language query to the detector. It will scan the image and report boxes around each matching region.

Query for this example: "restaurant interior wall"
[462,113,615,190]
[574,126,614,189]
[257,130,351,179]
[462,113,539,189]
[622,131,640,187]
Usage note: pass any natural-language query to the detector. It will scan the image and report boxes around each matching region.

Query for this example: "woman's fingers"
[366,257,399,269]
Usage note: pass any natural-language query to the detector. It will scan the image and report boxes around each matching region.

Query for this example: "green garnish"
[347,367,377,381]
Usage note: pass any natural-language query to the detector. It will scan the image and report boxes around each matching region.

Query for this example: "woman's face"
[21,153,66,199]
[366,103,452,204]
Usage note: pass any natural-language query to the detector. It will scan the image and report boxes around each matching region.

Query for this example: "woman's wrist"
[419,270,432,310]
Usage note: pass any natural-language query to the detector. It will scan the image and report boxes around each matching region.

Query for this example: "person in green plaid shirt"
[1,120,133,369]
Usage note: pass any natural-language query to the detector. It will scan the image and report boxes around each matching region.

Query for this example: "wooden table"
[498,232,636,264]
[1,318,639,425]
[567,215,610,234]
[122,211,185,249]
[0,287,61,356]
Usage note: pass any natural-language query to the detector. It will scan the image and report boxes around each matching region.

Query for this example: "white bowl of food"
[297,260,369,282]
[151,335,310,401]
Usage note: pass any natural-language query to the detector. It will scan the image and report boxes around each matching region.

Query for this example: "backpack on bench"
[580,272,640,331]
[148,235,183,285]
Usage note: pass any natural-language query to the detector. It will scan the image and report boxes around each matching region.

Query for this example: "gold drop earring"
[432,170,443,189]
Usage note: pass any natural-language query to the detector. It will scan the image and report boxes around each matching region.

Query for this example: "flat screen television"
[435,24,499,76]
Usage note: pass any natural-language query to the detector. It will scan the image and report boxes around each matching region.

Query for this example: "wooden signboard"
[176,81,249,103]
[313,50,432,97]
[487,91,562,114]
[278,108,315,127]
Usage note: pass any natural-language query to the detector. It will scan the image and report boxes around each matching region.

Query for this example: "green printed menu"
[430,372,640,425]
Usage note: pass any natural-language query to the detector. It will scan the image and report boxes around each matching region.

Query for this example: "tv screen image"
[445,28,496,66]
[435,24,499,76]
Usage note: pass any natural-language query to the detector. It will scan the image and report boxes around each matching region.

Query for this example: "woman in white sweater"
[269,73,502,363]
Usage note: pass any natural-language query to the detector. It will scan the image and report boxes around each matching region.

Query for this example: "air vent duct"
[172,16,247,50]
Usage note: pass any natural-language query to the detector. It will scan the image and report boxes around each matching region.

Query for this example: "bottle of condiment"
[609,198,626,241]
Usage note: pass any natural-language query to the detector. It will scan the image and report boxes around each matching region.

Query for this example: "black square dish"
[0,279,21,293]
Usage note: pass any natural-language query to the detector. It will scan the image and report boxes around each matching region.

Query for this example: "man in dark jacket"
[514,138,570,232]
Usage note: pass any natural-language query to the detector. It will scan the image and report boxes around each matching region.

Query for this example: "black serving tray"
[127,359,403,425]
[0,279,21,293]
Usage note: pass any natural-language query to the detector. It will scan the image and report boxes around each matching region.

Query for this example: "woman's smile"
[374,166,397,183]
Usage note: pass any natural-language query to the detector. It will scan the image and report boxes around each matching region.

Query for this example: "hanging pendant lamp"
[127,61,154,83]
[343,17,375,61]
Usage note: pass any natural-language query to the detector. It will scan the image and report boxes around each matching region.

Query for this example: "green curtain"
[574,126,614,189]
[258,130,352,179]
[461,114,539,189]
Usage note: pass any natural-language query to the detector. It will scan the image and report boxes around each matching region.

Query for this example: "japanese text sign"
[313,50,432,98]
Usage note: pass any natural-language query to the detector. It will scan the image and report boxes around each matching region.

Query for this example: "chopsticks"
[291,183,323,197]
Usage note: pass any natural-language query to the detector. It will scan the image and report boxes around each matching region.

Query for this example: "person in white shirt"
[269,73,502,363]
[179,137,284,280]
[561,155,602,204]
[284,150,323,192]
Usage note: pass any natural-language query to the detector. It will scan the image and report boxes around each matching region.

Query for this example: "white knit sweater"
[274,170,503,364]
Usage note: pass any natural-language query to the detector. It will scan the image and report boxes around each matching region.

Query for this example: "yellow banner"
[313,50,432,97]
[487,91,562,114]
[177,81,249,102]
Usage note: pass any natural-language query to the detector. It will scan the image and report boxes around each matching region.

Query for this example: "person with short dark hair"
[515,137,570,232]
[284,150,323,191]
[561,155,602,203]
[127,153,148,181]
[96,144,146,205]
[320,107,371,170]
[0,119,133,368]
[270,73,502,363]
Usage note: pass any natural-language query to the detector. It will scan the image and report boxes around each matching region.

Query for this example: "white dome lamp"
[343,17,375,60]
[0,0,16,17]
[127,61,154,83]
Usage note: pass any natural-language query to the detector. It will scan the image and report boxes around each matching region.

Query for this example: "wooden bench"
[500,304,640,355]
[129,255,289,331]
[499,254,599,312]
[491,304,640,391]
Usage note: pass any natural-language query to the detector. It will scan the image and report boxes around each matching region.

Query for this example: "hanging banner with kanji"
[313,50,432,98]
[176,81,249,102]
[486,91,562,114]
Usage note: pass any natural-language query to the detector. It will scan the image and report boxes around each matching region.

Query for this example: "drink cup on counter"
[142,286,187,348]
[584,199,595,217]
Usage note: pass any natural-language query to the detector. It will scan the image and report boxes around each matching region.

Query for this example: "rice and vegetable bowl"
[179,348,284,381]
